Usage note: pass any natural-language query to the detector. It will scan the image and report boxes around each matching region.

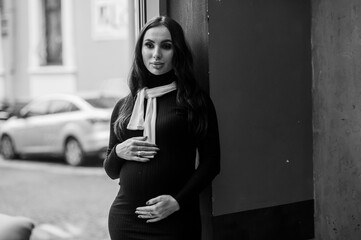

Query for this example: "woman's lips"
[151,62,164,69]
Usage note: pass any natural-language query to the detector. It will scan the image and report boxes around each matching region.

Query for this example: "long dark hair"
[114,16,208,140]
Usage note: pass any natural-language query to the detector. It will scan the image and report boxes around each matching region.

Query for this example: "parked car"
[0,101,28,122]
[0,93,119,166]
[0,102,10,121]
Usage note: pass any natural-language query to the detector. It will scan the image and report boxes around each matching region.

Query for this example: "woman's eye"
[144,42,154,48]
[162,43,173,50]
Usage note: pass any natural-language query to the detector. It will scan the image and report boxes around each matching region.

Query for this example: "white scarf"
[127,81,177,143]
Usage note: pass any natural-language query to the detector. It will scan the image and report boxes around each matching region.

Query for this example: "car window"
[24,100,49,117]
[48,100,79,114]
[84,97,117,109]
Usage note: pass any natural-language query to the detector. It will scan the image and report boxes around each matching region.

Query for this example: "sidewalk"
[0,158,118,240]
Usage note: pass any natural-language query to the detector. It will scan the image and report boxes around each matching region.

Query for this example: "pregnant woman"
[103,16,220,240]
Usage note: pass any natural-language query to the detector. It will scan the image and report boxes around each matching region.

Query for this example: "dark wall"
[209,0,313,238]
[209,0,313,214]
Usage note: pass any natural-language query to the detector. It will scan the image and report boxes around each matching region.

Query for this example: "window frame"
[28,0,76,74]
[42,0,63,66]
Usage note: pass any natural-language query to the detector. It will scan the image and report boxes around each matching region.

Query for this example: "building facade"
[0,0,133,103]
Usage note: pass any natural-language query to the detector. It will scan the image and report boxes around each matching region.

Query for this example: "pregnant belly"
[118,160,185,202]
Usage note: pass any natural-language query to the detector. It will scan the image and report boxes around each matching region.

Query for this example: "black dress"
[103,72,220,240]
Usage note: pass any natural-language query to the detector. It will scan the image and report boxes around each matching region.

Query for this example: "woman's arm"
[103,99,127,179]
[103,98,160,179]
[175,95,221,207]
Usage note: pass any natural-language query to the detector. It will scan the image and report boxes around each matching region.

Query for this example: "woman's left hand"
[135,195,180,223]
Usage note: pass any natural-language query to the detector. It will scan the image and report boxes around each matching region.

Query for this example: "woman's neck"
[145,70,176,88]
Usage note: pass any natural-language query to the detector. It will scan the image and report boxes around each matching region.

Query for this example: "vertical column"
[62,0,76,71]
[128,0,135,63]
[0,7,5,100]
[2,0,14,102]
[28,0,42,71]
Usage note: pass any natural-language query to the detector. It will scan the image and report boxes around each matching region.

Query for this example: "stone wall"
[312,1,361,239]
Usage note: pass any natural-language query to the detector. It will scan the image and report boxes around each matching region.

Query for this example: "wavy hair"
[114,16,208,141]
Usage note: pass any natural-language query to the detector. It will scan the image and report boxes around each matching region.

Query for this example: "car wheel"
[0,135,17,159]
[64,138,85,166]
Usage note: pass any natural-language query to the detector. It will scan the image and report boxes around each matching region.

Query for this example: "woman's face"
[142,25,174,75]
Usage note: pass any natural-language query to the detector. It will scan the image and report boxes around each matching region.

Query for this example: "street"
[0,156,119,240]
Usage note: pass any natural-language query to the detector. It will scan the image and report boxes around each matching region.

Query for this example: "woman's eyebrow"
[143,39,172,43]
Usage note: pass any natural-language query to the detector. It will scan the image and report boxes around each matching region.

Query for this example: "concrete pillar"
[1,0,15,102]
[312,0,361,239]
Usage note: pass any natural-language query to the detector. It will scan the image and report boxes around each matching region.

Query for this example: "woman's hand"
[135,195,180,223]
[115,136,159,162]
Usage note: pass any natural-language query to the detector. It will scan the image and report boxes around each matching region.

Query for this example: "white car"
[0,93,118,166]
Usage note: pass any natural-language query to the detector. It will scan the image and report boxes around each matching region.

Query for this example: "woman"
[104,16,220,240]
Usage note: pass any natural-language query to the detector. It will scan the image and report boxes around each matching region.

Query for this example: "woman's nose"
[153,47,161,59]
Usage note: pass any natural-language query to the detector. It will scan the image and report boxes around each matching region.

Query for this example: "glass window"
[0,0,7,37]
[84,97,118,109]
[48,100,79,114]
[41,0,62,65]
[23,100,49,117]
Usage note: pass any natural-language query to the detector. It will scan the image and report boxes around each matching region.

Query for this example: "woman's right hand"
[115,136,159,162]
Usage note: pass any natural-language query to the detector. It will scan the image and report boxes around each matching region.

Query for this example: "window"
[22,100,49,117]
[48,100,79,114]
[84,96,118,109]
[0,0,7,37]
[41,0,62,65]
[92,0,128,40]
[28,0,76,71]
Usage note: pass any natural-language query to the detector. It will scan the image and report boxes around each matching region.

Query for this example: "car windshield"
[84,96,118,109]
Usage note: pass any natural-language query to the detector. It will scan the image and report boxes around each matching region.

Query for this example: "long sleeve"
[103,98,127,179]
[104,90,220,211]
[174,95,221,207]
